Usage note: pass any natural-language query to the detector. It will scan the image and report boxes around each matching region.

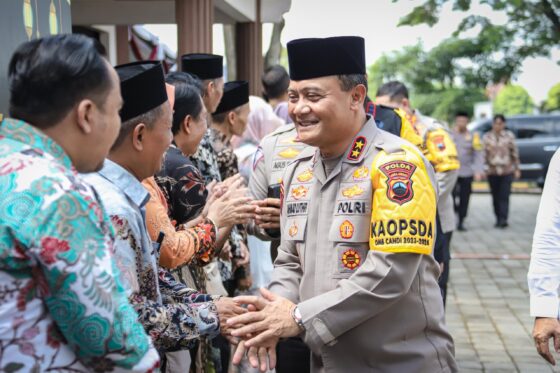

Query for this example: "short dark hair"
[262,65,290,100]
[111,103,165,150]
[493,114,506,122]
[338,74,368,92]
[455,111,469,118]
[165,72,204,135]
[8,34,111,129]
[376,81,409,102]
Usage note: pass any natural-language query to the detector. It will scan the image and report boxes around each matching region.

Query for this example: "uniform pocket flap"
[284,217,307,241]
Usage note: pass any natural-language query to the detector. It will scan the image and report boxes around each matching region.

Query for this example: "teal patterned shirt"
[0,118,160,372]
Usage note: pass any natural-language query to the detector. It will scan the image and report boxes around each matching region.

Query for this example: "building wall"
[0,0,72,116]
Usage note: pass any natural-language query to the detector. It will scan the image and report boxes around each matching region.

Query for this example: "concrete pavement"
[447,193,560,372]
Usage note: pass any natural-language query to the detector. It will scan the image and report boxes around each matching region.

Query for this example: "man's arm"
[26,190,159,371]
[111,215,220,351]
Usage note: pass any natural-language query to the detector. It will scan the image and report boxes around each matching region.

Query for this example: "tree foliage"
[493,84,534,115]
[396,0,560,83]
[544,82,560,112]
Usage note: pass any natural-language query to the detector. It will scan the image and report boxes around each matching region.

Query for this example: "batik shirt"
[0,118,159,372]
[210,128,239,181]
[191,129,222,184]
[83,160,220,353]
[482,129,520,176]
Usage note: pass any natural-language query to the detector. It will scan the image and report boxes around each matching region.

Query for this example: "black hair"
[493,114,506,122]
[111,103,166,150]
[262,65,290,100]
[455,111,469,118]
[338,74,368,92]
[376,81,409,102]
[8,34,112,129]
[165,72,204,135]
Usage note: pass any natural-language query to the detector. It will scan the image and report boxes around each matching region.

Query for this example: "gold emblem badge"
[289,222,298,237]
[352,166,369,181]
[278,147,300,159]
[291,185,309,200]
[342,249,361,270]
[339,220,354,239]
[297,169,313,183]
[341,185,364,198]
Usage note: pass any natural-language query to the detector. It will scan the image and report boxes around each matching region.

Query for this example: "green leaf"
[4,363,25,373]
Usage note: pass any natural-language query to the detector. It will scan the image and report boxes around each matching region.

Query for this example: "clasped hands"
[224,288,302,372]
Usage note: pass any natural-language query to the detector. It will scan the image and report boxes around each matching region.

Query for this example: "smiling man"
[229,36,457,373]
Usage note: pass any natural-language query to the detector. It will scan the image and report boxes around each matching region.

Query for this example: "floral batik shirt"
[0,118,159,372]
[83,160,220,353]
[190,129,223,184]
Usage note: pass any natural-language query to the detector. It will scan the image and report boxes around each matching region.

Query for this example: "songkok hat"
[287,36,366,80]
[115,61,167,122]
[214,81,249,115]
[181,53,223,80]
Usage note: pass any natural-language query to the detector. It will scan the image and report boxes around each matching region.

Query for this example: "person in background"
[528,149,560,366]
[482,114,521,228]
[0,34,159,371]
[451,111,484,231]
[262,65,291,123]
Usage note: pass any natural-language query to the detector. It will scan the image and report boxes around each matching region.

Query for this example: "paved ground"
[447,192,560,372]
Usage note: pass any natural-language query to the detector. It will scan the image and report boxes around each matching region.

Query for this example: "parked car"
[468,114,560,187]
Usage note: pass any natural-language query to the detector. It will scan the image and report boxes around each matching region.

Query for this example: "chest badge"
[342,249,361,270]
[339,220,355,239]
[291,185,309,200]
[379,161,417,205]
[352,166,369,181]
[297,169,313,183]
[288,222,299,237]
[347,136,367,161]
[278,147,300,159]
[432,135,446,151]
[342,185,364,198]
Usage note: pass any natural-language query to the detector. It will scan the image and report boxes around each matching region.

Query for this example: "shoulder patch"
[379,161,416,205]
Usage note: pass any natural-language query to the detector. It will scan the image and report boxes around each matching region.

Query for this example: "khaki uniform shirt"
[269,118,457,372]
[451,129,484,178]
[247,124,308,255]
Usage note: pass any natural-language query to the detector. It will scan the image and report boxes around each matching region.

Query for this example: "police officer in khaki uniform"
[376,81,460,306]
[228,36,457,373]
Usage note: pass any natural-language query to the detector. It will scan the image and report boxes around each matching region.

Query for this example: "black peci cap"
[115,61,168,122]
[213,80,249,115]
[287,36,366,80]
[181,53,223,80]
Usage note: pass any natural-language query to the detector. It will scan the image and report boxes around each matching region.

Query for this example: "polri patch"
[339,220,355,239]
[379,161,416,205]
[341,248,361,270]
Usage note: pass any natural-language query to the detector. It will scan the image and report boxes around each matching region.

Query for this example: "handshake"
[217,288,302,372]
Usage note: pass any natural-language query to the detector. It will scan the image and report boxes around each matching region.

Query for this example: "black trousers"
[276,337,311,373]
[434,216,452,307]
[487,174,513,224]
[453,176,473,224]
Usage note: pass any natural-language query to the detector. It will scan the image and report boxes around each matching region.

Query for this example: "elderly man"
[228,36,457,373]
[0,35,159,371]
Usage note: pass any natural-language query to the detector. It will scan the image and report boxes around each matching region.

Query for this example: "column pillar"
[176,0,213,61]
[235,0,262,95]
[115,25,130,65]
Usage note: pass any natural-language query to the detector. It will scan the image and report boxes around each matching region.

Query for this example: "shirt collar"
[98,159,150,209]
[0,118,73,170]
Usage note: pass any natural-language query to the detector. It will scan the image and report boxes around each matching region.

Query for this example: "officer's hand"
[514,169,522,180]
[232,339,278,372]
[533,317,560,365]
[253,199,281,229]
[228,288,301,346]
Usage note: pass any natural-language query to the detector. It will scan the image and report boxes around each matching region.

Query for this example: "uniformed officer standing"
[228,36,457,373]
[375,81,460,306]
[451,111,484,231]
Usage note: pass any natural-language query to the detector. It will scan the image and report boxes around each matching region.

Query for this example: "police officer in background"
[375,81,460,306]
[451,111,484,231]
[228,36,457,373]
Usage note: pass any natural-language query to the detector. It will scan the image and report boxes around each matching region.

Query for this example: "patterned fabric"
[142,176,216,269]
[83,160,220,353]
[190,129,223,184]
[210,127,240,181]
[0,118,159,372]
[482,129,520,176]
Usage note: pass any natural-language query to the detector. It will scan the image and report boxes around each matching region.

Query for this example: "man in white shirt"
[528,148,560,365]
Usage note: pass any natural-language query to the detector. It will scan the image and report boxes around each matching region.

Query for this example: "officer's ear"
[350,84,367,111]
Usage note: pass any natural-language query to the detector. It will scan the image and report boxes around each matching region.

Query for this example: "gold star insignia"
[354,140,364,149]
[352,149,360,157]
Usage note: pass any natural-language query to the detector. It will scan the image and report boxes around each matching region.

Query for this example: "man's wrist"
[291,305,305,330]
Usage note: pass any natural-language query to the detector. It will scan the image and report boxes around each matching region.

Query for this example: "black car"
[468,114,560,187]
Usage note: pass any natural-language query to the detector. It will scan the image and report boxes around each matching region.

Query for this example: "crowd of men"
[0,33,523,373]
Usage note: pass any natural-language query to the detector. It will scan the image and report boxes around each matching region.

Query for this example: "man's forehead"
[288,76,339,91]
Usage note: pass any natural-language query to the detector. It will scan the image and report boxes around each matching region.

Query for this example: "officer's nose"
[293,100,311,117]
